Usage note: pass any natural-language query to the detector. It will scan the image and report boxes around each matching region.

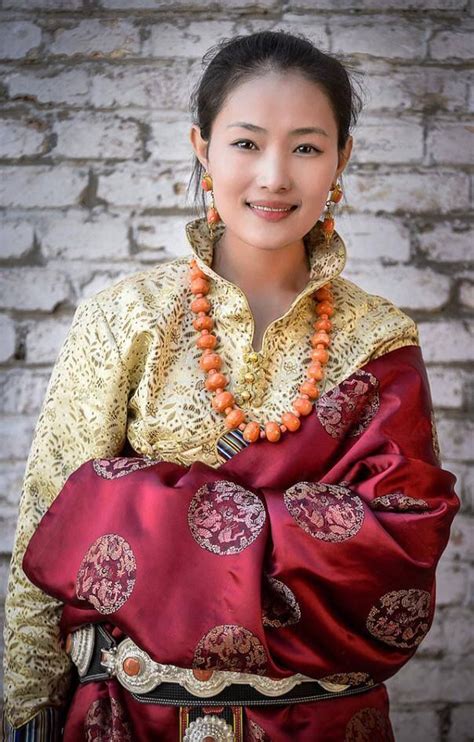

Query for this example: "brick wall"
[0,1,472,739]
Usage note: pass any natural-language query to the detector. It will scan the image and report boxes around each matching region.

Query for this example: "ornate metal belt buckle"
[179,706,243,742]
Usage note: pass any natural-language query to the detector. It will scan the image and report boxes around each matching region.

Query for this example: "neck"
[210,229,311,299]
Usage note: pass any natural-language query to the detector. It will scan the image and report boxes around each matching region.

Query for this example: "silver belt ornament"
[68,624,351,697]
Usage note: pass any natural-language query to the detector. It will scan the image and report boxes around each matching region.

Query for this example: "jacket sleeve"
[2,297,130,730]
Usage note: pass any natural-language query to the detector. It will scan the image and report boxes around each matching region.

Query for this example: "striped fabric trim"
[2,707,63,742]
[216,427,249,462]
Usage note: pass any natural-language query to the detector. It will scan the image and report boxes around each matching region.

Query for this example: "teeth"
[249,204,292,212]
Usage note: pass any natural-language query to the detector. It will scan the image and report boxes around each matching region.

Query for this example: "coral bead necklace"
[189,258,335,443]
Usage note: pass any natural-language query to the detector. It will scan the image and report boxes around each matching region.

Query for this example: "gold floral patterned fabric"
[3,216,419,728]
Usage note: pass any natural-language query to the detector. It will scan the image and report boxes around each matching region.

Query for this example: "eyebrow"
[226,121,329,137]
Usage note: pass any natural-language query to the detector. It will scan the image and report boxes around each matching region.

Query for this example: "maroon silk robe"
[23,345,460,741]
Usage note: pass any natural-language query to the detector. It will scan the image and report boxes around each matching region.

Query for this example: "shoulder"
[332,275,419,361]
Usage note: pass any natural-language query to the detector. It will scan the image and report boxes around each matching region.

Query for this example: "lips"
[246,201,297,210]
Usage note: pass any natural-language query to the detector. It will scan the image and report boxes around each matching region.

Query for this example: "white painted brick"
[98,162,190,208]
[436,558,469,606]
[319,214,412,262]
[386,659,442,704]
[448,704,474,742]
[418,322,473,362]
[389,707,440,742]
[443,515,473,562]
[5,68,89,107]
[0,416,35,461]
[288,0,465,7]
[3,0,81,7]
[351,115,424,164]
[416,609,444,655]
[49,19,140,58]
[365,69,466,113]
[437,418,474,462]
[426,366,465,409]
[0,316,15,363]
[0,461,27,508]
[39,212,130,261]
[343,264,451,311]
[0,165,87,208]
[0,22,41,60]
[90,61,198,110]
[442,460,473,512]
[143,21,236,59]
[148,116,196,163]
[0,559,11,600]
[430,28,473,61]
[25,316,72,365]
[102,0,279,7]
[418,223,472,263]
[0,268,70,311]
[0,510,20,555]
[427,121,474,166]
[0,221,34,259]
[0,369,50,415]
[131,214,194,258]
[0,118,48,158]
[459,280,474,309]
[332,19,426,60]
[53,112,141,160]
[443,607,474,655]
[345,172,469,214]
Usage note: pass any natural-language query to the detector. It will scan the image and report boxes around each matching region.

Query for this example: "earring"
[320,181,343,246]
[201,171,221,239]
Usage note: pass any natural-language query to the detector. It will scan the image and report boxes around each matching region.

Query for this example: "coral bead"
[315,286,333,302]
[191,297,211,313]
[265,422,281,442]
[201,175,213,191]
[281,412,301,432]
[293,397,313,416]
[243,421,261,442]
[316,302,334,317]
[193,315,214,332]
[311,331,330,347]
[190,277,210,295]
[225,408,246,429]
[322,216,334,233]
[331,184,343,203]
[212,390,234,412]
[300,381,320,399]
[205,373,227,391]
[190,265,206,281]
[200,352,222,372]
[314,318,332,332]
[207,207,220,225]
[311,348,329,364]
[307,362,324,380]
[197,334,217,350]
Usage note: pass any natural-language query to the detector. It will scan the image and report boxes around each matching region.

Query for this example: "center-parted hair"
[187,29,365,215]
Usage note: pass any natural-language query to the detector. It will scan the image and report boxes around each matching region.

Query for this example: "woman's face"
[190,70,352,252]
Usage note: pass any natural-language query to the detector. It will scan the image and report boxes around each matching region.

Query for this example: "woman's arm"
[3,297,130,732]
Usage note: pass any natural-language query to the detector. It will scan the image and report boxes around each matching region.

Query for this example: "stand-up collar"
[185,216,347,287]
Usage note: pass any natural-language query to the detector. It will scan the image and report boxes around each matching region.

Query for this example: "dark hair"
[186,29,365,215]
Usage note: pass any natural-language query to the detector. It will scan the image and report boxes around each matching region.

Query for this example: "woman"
[3,30,459,741]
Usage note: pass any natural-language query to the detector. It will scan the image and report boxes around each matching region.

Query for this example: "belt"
[67,623,378,707]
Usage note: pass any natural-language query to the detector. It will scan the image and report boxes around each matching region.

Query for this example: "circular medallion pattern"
[284,482,364,542]
[371,493,429,512]
[344,707,393,742]
[188,480,266,555]
[76,534,136,614]
[85,698,132,742]
[193,624,268,674]
[262,576,301,628]
[92,457,158,479]
[366,588,431,648]
[316,370,380,439]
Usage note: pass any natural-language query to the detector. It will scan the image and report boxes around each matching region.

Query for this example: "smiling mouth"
[246,203,298,213]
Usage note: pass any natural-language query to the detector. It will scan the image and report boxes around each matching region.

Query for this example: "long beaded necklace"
[189,257,335,443]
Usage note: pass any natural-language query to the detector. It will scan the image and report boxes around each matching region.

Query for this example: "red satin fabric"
[23,345,459,741]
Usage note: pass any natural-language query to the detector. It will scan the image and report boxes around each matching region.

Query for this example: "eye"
[296,144,322,155]
[231,140,257,150]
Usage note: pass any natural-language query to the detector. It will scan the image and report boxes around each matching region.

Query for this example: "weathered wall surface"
[0,1,472,739]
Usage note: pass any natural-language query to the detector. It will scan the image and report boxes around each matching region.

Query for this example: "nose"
[255,148,291,191]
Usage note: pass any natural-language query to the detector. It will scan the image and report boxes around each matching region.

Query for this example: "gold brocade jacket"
[3,216,419,728]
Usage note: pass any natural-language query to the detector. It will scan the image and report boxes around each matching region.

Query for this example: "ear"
[335,135,353,180]
[190,124,210,170]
